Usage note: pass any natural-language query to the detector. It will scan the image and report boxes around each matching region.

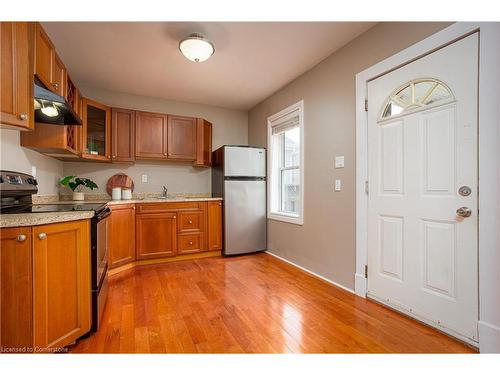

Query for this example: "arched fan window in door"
[380,78,454,120]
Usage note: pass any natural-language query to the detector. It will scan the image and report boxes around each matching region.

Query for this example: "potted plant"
[58,176,98,201]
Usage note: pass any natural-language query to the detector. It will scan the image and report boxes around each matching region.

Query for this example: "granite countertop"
[0,196,223,228]
[0,211,95,228]
[60,197,223,205]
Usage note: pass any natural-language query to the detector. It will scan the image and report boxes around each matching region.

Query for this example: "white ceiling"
[42,22,375,110]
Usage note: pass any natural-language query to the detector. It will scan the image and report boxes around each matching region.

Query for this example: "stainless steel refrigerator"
[212,145,267,255]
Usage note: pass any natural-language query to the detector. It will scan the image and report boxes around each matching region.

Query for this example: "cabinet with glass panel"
[81,98,111,161]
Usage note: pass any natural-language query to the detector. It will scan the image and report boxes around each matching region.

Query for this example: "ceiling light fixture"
[179,33,215,63]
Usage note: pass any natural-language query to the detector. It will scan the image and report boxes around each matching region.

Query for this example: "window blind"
[271,109,300,135]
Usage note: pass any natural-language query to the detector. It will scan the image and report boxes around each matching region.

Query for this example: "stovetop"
[1,203,107,214]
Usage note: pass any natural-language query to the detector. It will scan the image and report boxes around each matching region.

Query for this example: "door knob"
[17,234,27,242]
[456,207,472,218]
[38,232,47,240]
[19,113,28,121]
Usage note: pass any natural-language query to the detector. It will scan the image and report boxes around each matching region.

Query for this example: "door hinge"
[365,265,368,278]
[365,180,369,194]
[364,99,368,112]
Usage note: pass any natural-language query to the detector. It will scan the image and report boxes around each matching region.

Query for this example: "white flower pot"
[73,192,85,201]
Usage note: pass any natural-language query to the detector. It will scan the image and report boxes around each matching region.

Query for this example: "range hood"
[34,78,82,126]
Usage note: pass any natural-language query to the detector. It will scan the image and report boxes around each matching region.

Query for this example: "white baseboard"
[264,251,355,294]
[354,273,367,297]
[478,320,500,353]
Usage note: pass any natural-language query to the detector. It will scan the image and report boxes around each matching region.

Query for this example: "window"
[380,78,454,120]
[267,100,304,225]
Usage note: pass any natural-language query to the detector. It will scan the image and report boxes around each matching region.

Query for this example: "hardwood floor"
[70,253,475,353]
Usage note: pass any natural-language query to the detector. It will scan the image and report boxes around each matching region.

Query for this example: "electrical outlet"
[335,156,345,168]
[335,179,342,191]
[141,174,148,183]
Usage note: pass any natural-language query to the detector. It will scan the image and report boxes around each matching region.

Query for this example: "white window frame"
[267,100,304,225]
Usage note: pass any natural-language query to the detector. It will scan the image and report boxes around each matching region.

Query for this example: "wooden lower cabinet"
[134,201,220,259]
[178,233,204,254]
[0,227,33,351]
[136,213,177,260]
[33,220,91,350]
[207,201,223,251]
[0,220,91,351]
[109,204,136,268]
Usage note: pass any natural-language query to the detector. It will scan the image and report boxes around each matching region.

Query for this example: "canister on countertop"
[122,188,132,200]
[112,187,122,200]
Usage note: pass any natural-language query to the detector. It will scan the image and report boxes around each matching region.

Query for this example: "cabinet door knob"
[173,216,176,219]
[163,153,167,156]
[52,83,59,89]
[38,232,47,240]
[19,113,28,121]
[17,234,27,242]
[189,241,193,245]
[189,220,193,224]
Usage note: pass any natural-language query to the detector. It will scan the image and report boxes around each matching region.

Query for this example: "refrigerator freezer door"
[224,146,266,177]
[224,180,267,255]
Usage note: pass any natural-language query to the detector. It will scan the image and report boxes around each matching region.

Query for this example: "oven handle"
[96,207,111,221]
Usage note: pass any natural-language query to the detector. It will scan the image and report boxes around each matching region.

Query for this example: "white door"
[366,33,478,343]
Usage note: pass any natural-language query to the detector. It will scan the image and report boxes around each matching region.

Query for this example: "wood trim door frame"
[355,22,500,353]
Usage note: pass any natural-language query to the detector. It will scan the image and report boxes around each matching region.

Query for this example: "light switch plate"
[31,166,37,178]
[335,156,345,168]
[335,179,342,191]
[141,174,148,183]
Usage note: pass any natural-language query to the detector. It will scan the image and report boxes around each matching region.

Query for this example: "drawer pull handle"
[38,232,47,240]
[17,234,27,242]
[19,113,28,121]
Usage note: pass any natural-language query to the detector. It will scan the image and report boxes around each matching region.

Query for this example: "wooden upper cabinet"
[81,98,111,161]
[0,227,33,350]
[207,201,223,251]
[51,52,66,96]
[194,118,212,167]
[111,108,135,162]
[34,23,67,96]
[167,115,197,160]
[109,204,136,268]
[34,23,53,90]
[66,75,82,118]
[33,220,91,349]
[136,212,177,259]
[135,111,168,159]
[0,22,34,130]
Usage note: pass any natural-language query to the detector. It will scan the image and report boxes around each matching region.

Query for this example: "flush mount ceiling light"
[179,33,215,63]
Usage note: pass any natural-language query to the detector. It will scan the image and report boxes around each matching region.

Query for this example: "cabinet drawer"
[178,233,203,254]
[178,211,203,232]
[136,201,205,214]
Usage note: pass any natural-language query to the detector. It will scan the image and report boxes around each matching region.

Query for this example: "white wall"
[0,129,63,195]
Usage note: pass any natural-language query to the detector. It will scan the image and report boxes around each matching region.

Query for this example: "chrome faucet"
[162,186,168,198]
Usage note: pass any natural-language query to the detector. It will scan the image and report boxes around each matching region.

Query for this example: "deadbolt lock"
[458,186,472,196]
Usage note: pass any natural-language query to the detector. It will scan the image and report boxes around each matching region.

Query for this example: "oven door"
[96,207,110,286]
